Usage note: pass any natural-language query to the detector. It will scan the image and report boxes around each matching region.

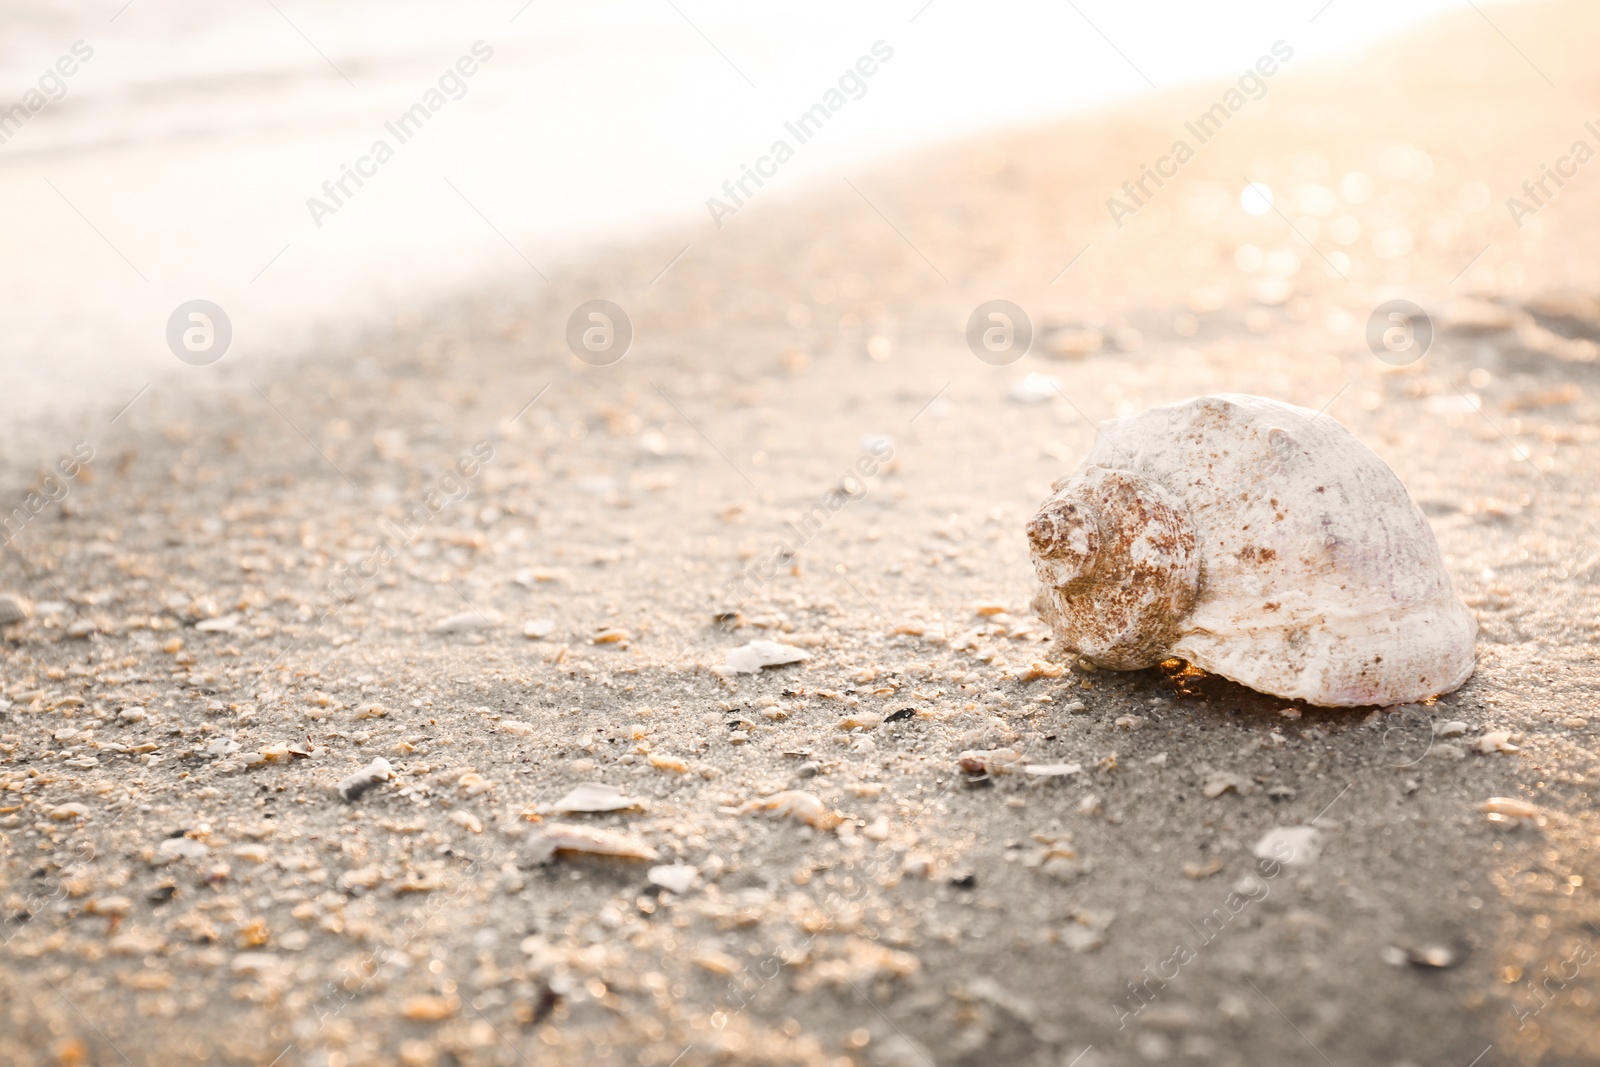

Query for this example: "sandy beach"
[4,3,1600,1065]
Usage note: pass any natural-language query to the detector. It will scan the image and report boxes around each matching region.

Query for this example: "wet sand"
[4,3,1600,1065]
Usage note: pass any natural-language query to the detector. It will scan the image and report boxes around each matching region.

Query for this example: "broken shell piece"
[449,810,484,833]
[337,757,393,801]
[1021,660,1068,681]
[1472,730,1519,754]
[545,783,642,814]
[1027,395,1477,707]
[736,790,841,830]
[1021,762,1083,777]
[1253,826,1321,867]
[724,640,809,674]
[1482,796,1542,828]
[531,823,659,862]
[1481,796,1539,818]
[958,748,1023,775]
[647,864,699,894]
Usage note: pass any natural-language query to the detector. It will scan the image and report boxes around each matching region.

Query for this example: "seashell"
[531,823,659,862]
[1027,394,1476,707]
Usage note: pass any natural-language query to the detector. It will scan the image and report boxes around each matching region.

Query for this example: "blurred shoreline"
[0,0,1490,475]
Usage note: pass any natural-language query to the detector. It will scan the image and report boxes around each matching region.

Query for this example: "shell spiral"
[1027,394,1478,707]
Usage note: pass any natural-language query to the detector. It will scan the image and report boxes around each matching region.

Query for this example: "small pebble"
[154,837,209,865]
[1061,925,1104,952]
[0,592,32,625]
[1401,942,1464,969]
[401,995,457,1022]
[338,867,383,891]
[230,952,280,976]
[1202,771,1244,798]
[86,896,132,916]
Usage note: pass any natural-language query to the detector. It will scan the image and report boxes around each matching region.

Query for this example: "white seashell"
[1027,394,1477,707]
